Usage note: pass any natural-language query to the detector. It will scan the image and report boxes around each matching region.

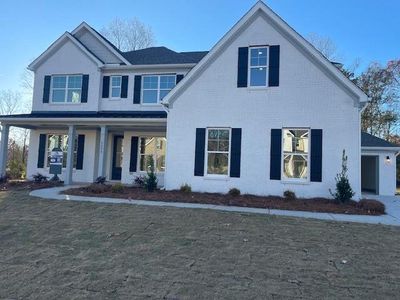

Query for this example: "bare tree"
[101,17,155,52]
[306,33,341,61]
[20,69,34,93]
[0,90,20,115]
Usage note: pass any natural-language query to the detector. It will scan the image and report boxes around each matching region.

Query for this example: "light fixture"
[386,156,391,162]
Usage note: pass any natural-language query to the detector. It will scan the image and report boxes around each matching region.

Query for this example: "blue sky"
[0,0,399,91]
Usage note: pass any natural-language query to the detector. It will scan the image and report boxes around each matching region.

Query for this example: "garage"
[361,155,379,194]
[361,132,400,196]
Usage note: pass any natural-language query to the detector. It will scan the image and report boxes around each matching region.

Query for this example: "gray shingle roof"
[0,111,167,119]
[122,47,208,65]
[361,132,399,148]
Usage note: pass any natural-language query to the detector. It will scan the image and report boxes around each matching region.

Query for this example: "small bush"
[0,174,8,184]
[94,176,107,185]
[134,175,146,187]
[358,199,385,214]
[86,183,110,194]
[144,157,158,192]
[32,173,48,183]
[180,183,192,193]
[111,183,124,193]
[228,188,241,197]
[330,150,355,203]
[283,190,296,200]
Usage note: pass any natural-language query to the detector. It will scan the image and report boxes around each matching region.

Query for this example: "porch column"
[0,124,10,177]
[97,125,108,178]
[65,125,76,185]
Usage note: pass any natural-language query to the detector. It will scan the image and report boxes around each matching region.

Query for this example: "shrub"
[8,159,26,179]
[228,188,241,197]
[32,173,48,183]
[283,190,296,200]
[144,157,158,192]
[180,183,192,193]
[86,183,110,194]
[134,175,146,187]
[0,174,8,184]
[358,199,385,214]
[94,176,107,185]
[111,183,124,193]
[330,150,355,203]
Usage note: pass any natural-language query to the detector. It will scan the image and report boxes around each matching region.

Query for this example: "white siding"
[74,29,123,64]
[32,39,101,112]
[165,14,361,199]
[27,129,98,183]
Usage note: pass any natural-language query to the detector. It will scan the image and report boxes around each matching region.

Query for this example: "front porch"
[0,111,167,185]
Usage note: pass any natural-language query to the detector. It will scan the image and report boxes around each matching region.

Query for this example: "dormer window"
[142,75,176,104]
[51,75,82,103]
[249,47,268,87]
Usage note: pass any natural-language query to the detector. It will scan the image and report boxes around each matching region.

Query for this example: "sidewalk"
[30,186,400,226]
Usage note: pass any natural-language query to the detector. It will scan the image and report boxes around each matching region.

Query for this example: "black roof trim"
[361,132,399,148]
[0,111,167,119]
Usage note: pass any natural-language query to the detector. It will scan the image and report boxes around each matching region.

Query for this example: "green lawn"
[1,189,400,299]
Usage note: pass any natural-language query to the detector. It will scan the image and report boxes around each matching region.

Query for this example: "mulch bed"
[64,184,385,216]
[0,180,63,191]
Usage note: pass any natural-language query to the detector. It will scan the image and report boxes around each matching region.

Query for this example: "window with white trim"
[249,47,268,87]
[46,135,78,168]
[51,75,82,103]
[110,76,122,98]
[206,128,230,175]
[139,137,167,172]
[142,75,176,104]
[282,129,309,180]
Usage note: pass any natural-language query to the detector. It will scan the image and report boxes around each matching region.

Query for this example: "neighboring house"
[0,1,398,197]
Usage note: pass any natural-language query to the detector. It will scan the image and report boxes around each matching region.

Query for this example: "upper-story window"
[51,75,82,103]
[249,47,268,87]
[142,75,176,104]
[110,76,122,98]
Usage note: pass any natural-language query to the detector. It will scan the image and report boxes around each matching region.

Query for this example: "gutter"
[101,63,196,71]
[361,146,400,152]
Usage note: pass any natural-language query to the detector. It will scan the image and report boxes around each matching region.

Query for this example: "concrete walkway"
[29,186,400,226]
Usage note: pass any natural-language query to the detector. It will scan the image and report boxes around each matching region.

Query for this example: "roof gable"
[28,32,104,71]
[71,22,131,65]
[162,1,368,107]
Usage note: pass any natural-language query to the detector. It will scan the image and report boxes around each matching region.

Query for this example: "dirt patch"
[0,190,399,299]
[64,185,384,215]
[0,180,63,191]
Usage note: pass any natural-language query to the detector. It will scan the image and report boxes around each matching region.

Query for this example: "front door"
[111,135,123,180]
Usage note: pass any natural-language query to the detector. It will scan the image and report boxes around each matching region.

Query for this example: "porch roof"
[0,111,167,129]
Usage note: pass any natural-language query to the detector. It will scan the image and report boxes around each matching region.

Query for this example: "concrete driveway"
[370,194,400,224]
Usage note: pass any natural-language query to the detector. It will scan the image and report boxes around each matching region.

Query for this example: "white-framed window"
[110,76,122,98]
[249,46,268,87]
[51,75,82,103]
[142,74,176,104]
[46,134,78,169]
[282,128,309,180]
[139,137,167,172]
[206,128,230,176]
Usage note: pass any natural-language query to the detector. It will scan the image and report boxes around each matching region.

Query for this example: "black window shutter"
[76,135,85,170]
[268,45,280,87]
[270,129,282,180]
[133,75,142,104]
[194,128,206,176]
[176,74,184,84]
[102,76,110,98]
[81,75,89,103]
[230,128,242,178]
[37,134,47,168]
[43,76,51,103]
[129,136,139,172]
[237,47,248,88]
[310,129,323,182]
[121,76,129,98]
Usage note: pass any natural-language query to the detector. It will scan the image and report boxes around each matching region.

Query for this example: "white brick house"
[0,1,398,197]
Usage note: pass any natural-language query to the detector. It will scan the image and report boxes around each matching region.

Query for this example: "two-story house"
[0,1,398,197]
